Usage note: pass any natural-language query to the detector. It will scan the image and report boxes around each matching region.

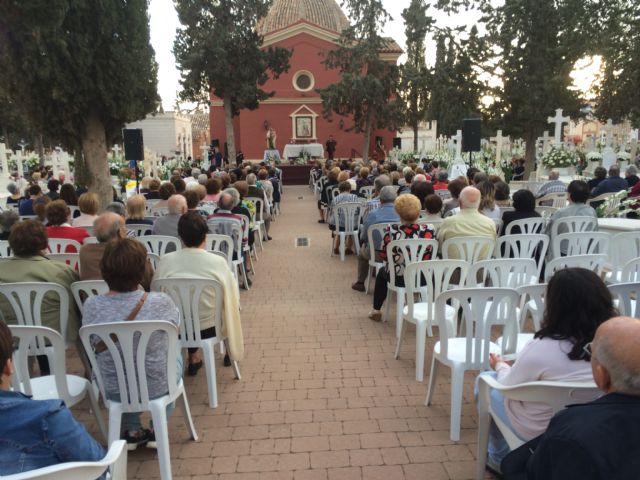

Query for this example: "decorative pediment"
[289,105,319,118]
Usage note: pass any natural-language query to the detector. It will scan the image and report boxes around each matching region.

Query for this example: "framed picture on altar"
[295,116,313,138]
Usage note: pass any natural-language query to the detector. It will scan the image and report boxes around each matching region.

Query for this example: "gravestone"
[602,119,616,169]
[490,130,506,164]
[630,130,638,164]
[0,143,8,178]
[453,130,463,161]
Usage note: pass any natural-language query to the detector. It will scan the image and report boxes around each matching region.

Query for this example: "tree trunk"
[524,130,537,178]
[362,112,372,164]
[81,112,111,210]
[223,93,236,166]
[413,122,419,152]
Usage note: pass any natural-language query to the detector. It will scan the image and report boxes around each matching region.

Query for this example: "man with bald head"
[152,194,187,238]
[79,212,154,290]
[503,316,640,479]
[437,186,496,259]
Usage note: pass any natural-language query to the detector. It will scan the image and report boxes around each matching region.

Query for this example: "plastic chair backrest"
[1,439,127,480]
[367,223,393,253]
[47,253,80,271]
[0,239,10,257]
[550,215,598,238]
[386,238,439,288]
[79,320,180,411]
[48,238,82,254]
[534,206,558,219]
[553,231,610,258]
[246,196,266,220]
[151,207,169,217]
[70,280,109,315]
[436,287,520,363]
[0,283,69,341]
[84,236,99,245]
[147,252,160,270]
[545,254,608,281]
[207,219,243,258]
[467,258,538,288]
[327,186,339,205]
[537,192,567,207]
[151,278,224,348]
[495,234,549,275]
[9,325,72,400]
[620,257,640,283]
[332,202,362,233]
[360,185,375,200]
[504,217,545,235]
[516,283,547,331]
[442,236,496,263]
[417,218,443,234]
[205,233,234,268]
[135,235,181,256]
[127,223,153,237]
[609,282,640,318]
[404,260,469,323]
[611,232,640,271]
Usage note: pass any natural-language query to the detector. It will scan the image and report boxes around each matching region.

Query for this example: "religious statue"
[266,127,277,150]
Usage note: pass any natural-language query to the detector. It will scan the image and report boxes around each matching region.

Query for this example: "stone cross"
[490,130,506,164]
[200,143,209,163]
[547,108,570,145]
[112,144,122,158]
[603,119,615,148]
[540,131,551,154]
[453,130,463,161]
[14,151,24,178]
[0,143,8,178]
[630,129,639,163]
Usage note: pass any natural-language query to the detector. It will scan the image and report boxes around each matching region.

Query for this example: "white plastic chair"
[425,287,520,441]
[70,280,109,315]
[47,253,80,271]
[0,283,70,345]
[395,260,469,381]
[467,258,538,288]
[246,196,267,248]
[79,320,198,480]
[442,236,496,263]
[552,231,610,259]
[84,236,99,245]
[48,238,82,254]
[504,217,545,235]
[330,202,363,261]
[609,282,640,318]
[10,325,107,442]
[494,234,549,276]
[545,254,608,281]
[0,239,10,256]
[135,235,181,256]
[2,440,127,480]
[208,220,249,289]
[152,278,241,408]
[205,233,234,270]
[550,216,598,256]
[619,257,640,283]
[537,192,567,207]
[417,217,443,234]
[475,375,599,480]
[147,252,161,270]
[150,207,169,217]
[365,223,393,294]
[360,185,375,200]
[606,233,640,283]
[384,238,439,335]
[534,206,557,219]
[126,223,153,237]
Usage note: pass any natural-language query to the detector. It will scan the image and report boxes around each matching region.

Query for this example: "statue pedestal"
[263,150,281,163]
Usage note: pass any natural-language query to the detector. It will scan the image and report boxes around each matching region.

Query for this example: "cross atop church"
[547,108,570,145]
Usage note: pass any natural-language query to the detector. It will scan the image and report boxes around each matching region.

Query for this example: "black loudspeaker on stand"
[462,118,482,153]
[122,128,144,194]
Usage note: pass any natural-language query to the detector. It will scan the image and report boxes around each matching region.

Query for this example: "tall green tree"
[400,0,433,151]
[0,0,158,207]
[483,0,588,170]
[319,0,404,162]
[594,0,640,126]
[174,0,291,164]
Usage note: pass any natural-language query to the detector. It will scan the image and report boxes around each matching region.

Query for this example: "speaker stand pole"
[135,159,140,195]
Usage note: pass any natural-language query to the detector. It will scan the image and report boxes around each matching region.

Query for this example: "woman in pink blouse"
[479,268,617,473]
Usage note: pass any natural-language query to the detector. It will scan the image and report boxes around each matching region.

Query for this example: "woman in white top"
[480,268,617,472]
[477,180,502,220]
[71,192,99,227]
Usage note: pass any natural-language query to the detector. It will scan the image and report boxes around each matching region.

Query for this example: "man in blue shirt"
[591,164,629,197]
[352,186,400,292]
[18,184,42,216]
[0,321,105,476]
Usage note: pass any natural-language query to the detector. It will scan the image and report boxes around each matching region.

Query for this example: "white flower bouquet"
[542,147,578,168]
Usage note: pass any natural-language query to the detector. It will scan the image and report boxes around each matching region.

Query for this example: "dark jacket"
[501,210,542,235]
[591,176,629,197]
[502,393,640,480]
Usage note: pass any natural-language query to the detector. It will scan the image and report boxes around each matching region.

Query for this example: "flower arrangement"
[596,189,635,218]
[585,151,602,162]
[617,151,631,161]
[8,153,40,172]
[542,147,579,168]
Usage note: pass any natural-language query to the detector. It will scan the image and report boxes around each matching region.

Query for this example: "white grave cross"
[0,143,8,178]
[490,130,506,164]
[112,144,122,158]
[547,108,570,145]
[453,129,463,161]
[630,129,638,164]
[603,119,614,148]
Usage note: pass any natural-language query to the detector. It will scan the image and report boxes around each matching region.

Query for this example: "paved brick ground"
[72,185,494,479]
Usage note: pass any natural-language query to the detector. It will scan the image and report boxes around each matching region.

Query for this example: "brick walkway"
[76,185,491,479]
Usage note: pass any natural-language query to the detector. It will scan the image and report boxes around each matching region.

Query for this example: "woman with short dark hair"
[45,200,89,247]
[479,268,617,470]
[58,183,78,206]
[83,238,181,449]
[501,189,541,235]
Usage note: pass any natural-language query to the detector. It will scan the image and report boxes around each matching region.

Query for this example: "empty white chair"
[425,287,520,441]
[48,238,82,254]
[442,236,496,263]
[70,280,109,315]
[79,320,198,480]
[475,375,599,480]
[609,282,640,318]
[552,231,610,259]
[47,253,80,271]
[10,325,107,441]
[545,254,608,281]
[467,258,538,288]
[365,223,392,294]
[494,234,549,276]
[0,239,10,256]
[395,260,469,381]
[2,440,127,480]
[205,233,234,270]
[330,202,363,261]
[151,278,241,408]
[504,217,545,235]
[126,223,153,237]
[384,238,439,335]
[135,235,181,256]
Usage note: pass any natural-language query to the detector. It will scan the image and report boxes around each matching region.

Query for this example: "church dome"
[257,0,350,36]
